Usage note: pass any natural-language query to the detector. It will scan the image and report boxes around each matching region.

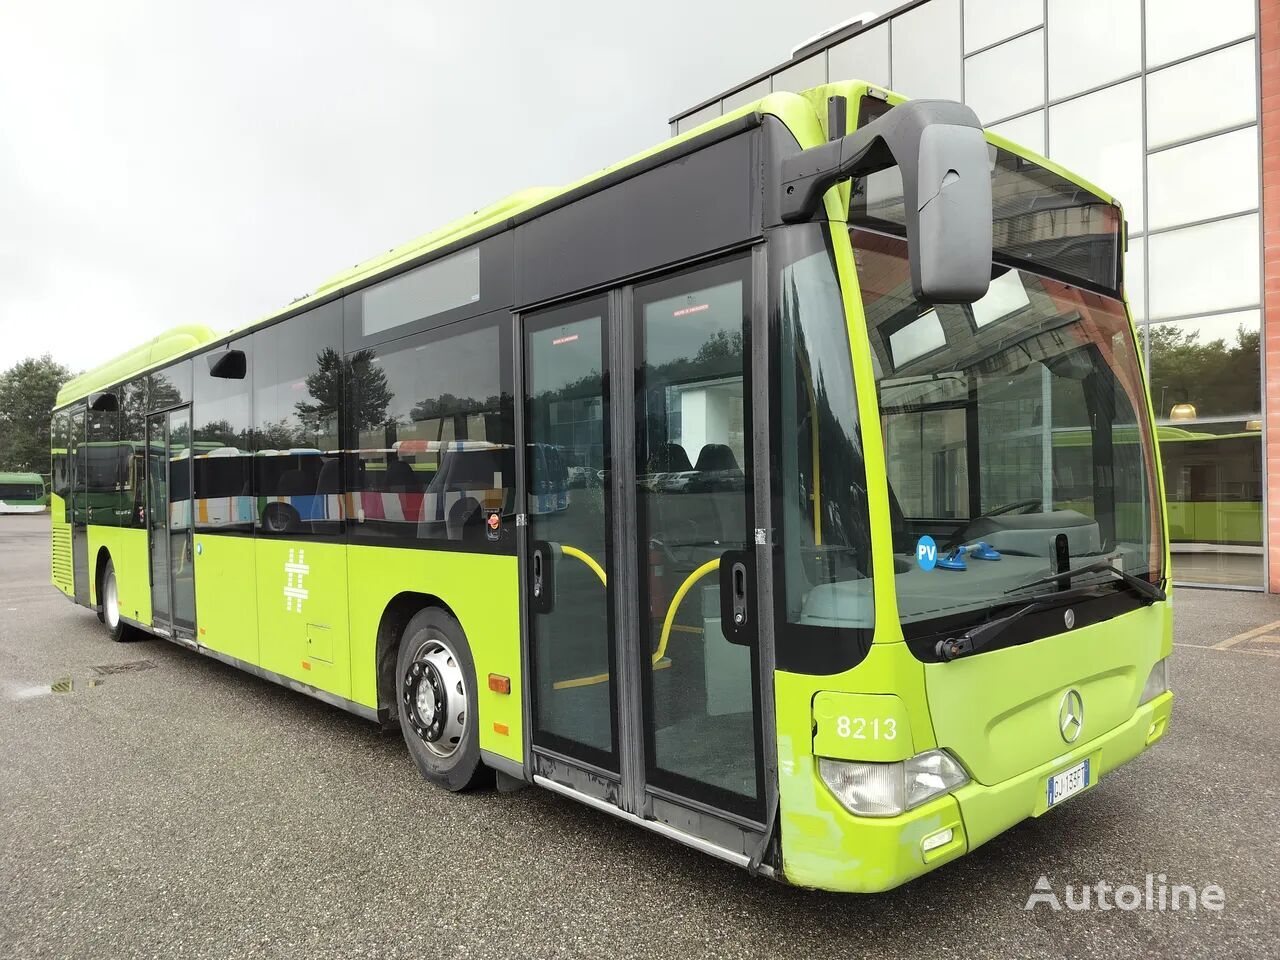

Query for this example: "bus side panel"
[50,495,74,598]
[346,546,522,763]
[86,524,151,625]
[194,534,257,664]
[255,538,350,701]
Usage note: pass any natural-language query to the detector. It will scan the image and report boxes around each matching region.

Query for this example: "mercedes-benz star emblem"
[1059,688,1084,743]
[1063,608,1076,629]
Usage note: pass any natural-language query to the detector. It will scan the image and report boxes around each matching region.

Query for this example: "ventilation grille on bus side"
[51,523,72,593]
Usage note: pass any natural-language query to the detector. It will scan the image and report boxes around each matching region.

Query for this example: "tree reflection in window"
[1147,320,1260,422]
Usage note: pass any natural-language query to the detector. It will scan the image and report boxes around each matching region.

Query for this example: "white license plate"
[1046,759,1091,807]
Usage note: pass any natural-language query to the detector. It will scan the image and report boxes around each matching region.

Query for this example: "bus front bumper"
[953,690,1173,852]
[780,692,1173,893]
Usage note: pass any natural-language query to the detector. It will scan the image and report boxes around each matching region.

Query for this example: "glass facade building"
[671,0,1274,591]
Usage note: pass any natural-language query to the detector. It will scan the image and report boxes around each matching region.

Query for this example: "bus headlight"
[1139,657,1170,705]
[817,749,969,818]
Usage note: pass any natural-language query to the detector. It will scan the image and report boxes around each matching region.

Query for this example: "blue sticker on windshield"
[916,535,938,571]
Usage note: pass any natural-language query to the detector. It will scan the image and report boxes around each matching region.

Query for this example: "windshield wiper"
[934,585,1095,662]
[1005,558,1167,603]
[936,562,1167,663]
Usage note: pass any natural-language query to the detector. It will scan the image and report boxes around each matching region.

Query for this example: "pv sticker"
[916,535,938,571]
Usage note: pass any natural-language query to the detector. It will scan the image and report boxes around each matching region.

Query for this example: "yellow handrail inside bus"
[550,552,721,691]
[560,544,607,586]
[552,545,611,689]
[654,558,720,664]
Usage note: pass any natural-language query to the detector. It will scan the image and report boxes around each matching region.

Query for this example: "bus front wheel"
[395,607,490,792]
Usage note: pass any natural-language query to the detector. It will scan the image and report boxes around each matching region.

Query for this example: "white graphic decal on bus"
[284,548,310,613]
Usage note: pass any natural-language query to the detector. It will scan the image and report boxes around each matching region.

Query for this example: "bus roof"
[0,471,44,484]
[56,80,1117,410]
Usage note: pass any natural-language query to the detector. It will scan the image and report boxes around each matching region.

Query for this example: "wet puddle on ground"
[3,661,155,700]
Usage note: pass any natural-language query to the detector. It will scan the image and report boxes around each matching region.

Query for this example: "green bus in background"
[0,471,47,513]
[48,80,1173,892]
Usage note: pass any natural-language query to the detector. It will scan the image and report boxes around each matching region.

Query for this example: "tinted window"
[67,407,86,524]
[856,96,1122,294]
[148,361,191,410]
[362,247,481,337]
[194,341,253,532]
[0,482,43,501]
[86,396,125,527]
[120,379,147,528]
[252,304,344,537]
[50,411,70,500]
[773,227,874,672]
[347,314,514,550]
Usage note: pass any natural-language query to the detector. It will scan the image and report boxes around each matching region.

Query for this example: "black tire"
[100,558,137,642]
[395,607,491,792]
[95,558,105,623]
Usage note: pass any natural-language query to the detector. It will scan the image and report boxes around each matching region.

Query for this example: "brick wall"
[1263,0,1280,592]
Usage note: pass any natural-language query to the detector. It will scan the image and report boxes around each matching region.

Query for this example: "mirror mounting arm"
[778,99,983,223]
[778,121,895,224]
[775,98,993,304]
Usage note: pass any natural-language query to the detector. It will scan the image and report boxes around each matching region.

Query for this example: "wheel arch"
[374,591,462,724]
[93,546,112,608]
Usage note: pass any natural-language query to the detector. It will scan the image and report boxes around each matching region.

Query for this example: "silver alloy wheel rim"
[104,570,120,630]
[409,636,467,758]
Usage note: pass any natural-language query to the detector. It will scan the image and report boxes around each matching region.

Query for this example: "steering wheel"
[945,498,1041,549]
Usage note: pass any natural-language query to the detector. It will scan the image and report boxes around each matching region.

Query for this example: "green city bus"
[48,81,1172,892]
[0,471,47,513]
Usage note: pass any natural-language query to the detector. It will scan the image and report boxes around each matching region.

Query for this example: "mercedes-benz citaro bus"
[49,81,1171,893]
[0,472,47,513]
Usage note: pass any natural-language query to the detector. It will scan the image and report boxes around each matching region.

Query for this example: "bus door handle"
[529,541,557,615]
[731,563,748,625]
[719,549,755,647]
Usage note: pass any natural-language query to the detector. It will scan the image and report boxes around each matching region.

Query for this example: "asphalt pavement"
[1,513,1276,959]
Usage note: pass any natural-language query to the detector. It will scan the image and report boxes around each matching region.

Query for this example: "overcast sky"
[0,1,892,375]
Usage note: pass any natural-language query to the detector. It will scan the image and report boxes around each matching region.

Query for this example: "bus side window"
[346,314,514,550]
[194,338,254,534]
[251,304,343,538]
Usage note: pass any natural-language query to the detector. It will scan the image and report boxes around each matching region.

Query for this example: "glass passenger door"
[167,407,195,635]
[67,406,89,606]
[146,407,196,639]
[634,257,764,821]
[524,298,618,774]
[521,261,766,827]
[146,413,172,632]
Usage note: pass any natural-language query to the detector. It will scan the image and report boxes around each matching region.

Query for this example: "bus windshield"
[851,227,1164,630]
[0,482,43,501]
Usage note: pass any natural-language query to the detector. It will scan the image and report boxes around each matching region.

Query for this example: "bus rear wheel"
[395,607,490,792]
[100,559,136,642]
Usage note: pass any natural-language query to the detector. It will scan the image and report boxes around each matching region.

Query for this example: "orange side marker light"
[493,722,509,736]
[488,674,511,694]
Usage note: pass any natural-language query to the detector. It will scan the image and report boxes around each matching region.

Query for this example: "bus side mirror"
[209,349,247,380]
[88,391,119,412]
[777,98,993,304]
